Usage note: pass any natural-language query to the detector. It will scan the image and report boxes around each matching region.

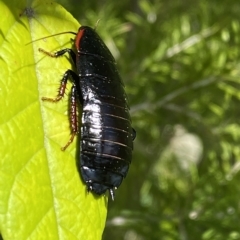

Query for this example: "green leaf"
[0,1,107,239]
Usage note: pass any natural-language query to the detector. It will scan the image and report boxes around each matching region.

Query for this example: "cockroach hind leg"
[109,188,115,201]
[61,133,76,151]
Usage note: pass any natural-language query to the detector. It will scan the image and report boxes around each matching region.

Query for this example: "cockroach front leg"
[39,48,76,65]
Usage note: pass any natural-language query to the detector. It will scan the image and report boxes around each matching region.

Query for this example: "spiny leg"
[41,69,77,102]
[41,69,81,150]
[61,85,78,151]
[39,47,80,150]
[39,47,76,65]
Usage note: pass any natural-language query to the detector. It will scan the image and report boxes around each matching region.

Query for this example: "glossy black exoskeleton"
[40,26,136,200]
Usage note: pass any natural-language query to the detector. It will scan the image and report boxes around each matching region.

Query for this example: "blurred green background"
[58,0,240,239]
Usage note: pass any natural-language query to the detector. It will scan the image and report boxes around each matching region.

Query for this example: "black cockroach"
[37,26,136,200]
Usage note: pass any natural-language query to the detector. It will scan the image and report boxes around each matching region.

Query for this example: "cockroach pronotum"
[37,26,136,200]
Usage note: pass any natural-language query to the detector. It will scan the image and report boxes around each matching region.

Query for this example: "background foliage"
[56,0,240,239]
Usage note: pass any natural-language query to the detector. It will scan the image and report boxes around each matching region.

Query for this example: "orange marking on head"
[75,28,85,52]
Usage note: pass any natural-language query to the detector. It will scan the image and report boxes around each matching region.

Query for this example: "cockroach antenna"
[25,31,77,45]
